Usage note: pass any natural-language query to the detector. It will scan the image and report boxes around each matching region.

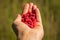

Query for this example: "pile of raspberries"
[21,8,37,28]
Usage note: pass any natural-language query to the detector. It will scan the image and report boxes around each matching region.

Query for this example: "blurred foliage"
[0,0,60,40]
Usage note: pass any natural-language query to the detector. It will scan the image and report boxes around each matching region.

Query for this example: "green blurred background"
[0,0,60,40]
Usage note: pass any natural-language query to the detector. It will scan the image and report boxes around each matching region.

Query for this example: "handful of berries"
[22,8,37,28]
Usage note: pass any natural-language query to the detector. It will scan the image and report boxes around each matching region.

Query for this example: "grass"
[0,0,60,40]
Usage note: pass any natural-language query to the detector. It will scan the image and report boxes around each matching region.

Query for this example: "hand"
[12,3,44,40]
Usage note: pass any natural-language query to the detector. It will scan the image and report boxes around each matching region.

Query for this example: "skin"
[12,3,44,40]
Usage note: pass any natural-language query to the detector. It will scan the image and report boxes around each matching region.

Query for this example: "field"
[0,0,60,40]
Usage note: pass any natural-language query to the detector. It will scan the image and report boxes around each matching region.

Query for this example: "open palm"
[12,3,44,40]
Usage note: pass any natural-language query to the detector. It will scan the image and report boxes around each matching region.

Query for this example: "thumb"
[13,14,30,32]
[12,14,21,36]
[13,14,21,25]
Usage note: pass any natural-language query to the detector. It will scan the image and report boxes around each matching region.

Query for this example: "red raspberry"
[21,7,37,28]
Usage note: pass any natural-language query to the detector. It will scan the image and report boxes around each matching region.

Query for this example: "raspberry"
[21,7,37,28]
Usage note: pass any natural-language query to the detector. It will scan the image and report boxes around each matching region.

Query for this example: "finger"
[29,2,33,12]
[13,14,21,24]
[35,8,42,23]
[23,3,29,14]
[32,5,37,10]
[33,7,43,30]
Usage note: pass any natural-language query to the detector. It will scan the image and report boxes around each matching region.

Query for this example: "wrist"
[20,34,41,40]
[17,32,23,40]
[17,35,42,40]
[17,33,42,40]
